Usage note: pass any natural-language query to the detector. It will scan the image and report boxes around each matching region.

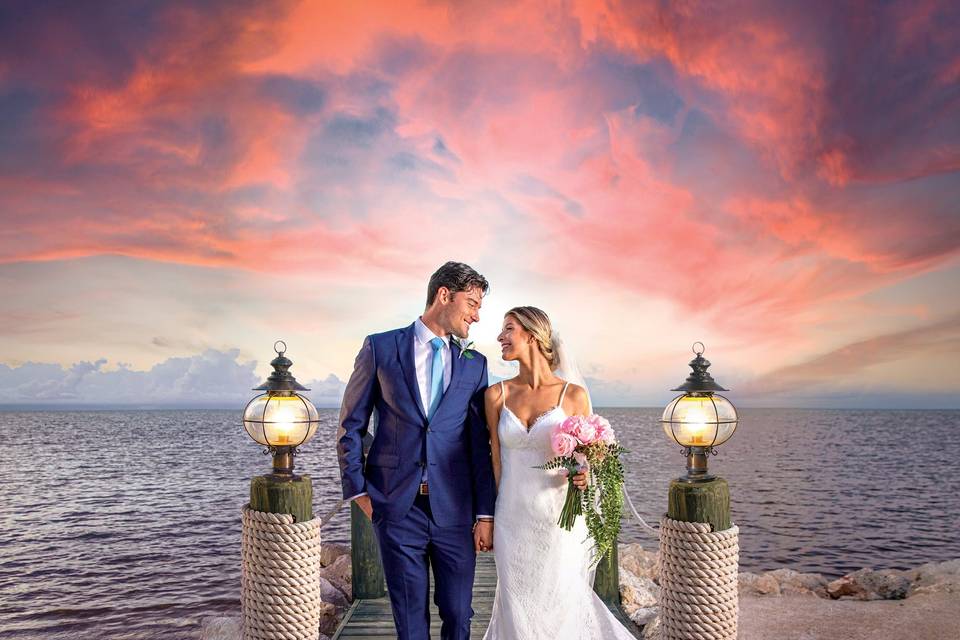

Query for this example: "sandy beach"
[740,592,960,640]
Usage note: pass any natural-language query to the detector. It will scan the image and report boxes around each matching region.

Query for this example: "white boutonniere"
[451,337,477,359]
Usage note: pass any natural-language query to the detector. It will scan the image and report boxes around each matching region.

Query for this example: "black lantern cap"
[671,342,728,393]
[253,340,310,393]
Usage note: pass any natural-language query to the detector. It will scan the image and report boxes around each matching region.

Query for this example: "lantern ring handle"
[274,340,287,356]
[692,341,705,356]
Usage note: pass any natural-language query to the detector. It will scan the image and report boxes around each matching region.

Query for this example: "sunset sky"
[1,1,958,408]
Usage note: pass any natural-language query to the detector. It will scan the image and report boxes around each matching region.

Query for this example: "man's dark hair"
[426,261,489,307]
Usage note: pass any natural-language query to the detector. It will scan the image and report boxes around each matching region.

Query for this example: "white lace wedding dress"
[483,382,636,640]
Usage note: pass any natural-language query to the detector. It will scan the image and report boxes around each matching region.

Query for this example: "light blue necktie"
[426,337,445,420]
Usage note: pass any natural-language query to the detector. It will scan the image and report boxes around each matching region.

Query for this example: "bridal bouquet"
[536,414,626,564]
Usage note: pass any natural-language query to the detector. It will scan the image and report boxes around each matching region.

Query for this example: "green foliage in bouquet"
[536,441,627,567]
[581,442,626,567]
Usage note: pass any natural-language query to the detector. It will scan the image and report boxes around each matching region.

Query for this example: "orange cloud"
[1,0,957,343]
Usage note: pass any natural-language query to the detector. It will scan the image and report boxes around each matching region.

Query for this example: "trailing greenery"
[581,442,626,566]
[536,442,627,567]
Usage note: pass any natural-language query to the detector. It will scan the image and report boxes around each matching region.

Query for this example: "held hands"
[474,520,494,553]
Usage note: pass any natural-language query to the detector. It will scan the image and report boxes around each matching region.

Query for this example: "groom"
[337,261,497,640]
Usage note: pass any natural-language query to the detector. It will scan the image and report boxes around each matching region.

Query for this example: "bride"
[481,306,637,639]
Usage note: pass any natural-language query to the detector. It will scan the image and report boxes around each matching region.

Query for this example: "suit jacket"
[337,322,496,527]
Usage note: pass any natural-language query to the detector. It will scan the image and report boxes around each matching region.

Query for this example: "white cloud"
[0,349,347,408]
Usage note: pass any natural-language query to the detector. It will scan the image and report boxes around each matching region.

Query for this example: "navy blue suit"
[337,322,496,639]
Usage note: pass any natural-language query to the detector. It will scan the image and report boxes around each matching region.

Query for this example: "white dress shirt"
[413,317,451,414]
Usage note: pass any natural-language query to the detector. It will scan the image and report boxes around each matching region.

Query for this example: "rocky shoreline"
[618,543,960,639]
[201,543,960,639]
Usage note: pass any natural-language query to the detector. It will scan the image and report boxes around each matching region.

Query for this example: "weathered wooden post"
[351,501,386,598]
[667,476,730,532]
[593,542,620,605]
[249,472,313,522]
[351,431,386,599]
[658,343,740,640]
[241,341,324,640]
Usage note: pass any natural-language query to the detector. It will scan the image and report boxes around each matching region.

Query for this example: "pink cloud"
[740,312,960,396]
[1,0,957,347]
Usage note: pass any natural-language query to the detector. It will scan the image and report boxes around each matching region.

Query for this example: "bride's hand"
[572,469,589,490]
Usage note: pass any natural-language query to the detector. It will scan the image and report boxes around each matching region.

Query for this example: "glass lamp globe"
[660,342,739,483]
[661,394,738,449]
[242,341,320,479]
[243,393,320,448]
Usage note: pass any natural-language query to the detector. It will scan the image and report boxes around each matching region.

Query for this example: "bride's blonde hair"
[505,306,556,368]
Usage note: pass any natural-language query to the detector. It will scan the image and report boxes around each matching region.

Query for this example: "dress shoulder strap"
[558,381,569,406]
[500,380,506,400]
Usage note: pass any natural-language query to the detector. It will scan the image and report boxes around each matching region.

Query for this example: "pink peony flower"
[551,431,578,457]
[593,421,616,445]
[587,414,610,431]
[575,419,598,444]
[573,451,588,469]
[558,415,583,436]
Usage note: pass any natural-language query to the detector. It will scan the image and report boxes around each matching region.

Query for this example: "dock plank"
[332,554,640,639]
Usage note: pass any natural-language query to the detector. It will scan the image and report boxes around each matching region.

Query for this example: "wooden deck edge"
[330,599,361,640]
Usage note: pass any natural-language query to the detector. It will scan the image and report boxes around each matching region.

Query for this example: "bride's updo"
[505,306,556,368]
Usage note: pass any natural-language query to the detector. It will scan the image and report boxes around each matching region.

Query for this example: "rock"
[827,568,910,600]
[199,616,241,640]
[641,615,660,639]
[826,574,860,599]
[320,542,350,568]
[620,567,659,611]
[628,606,659,628]
[324,553,353,599]
[318,601,339,636]
[907,559,960,595]
[320,575,351,609]
[739,572,781,596]
[766,568,829,597]
[619,543,659,581]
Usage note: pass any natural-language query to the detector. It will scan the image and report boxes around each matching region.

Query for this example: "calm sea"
[1,408,958,638]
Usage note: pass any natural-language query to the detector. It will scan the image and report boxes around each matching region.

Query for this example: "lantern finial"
[254,339,309,393]
[671,342,728,393]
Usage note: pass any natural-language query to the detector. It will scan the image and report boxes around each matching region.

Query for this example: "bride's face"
[497,315,530,362]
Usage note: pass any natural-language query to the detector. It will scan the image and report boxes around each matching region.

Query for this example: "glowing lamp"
[661,342,739,483]
[243,341,320,479]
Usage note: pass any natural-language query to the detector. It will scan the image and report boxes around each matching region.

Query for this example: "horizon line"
[1,404,958,412]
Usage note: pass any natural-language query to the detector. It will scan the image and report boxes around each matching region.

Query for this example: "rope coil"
[242,505,323,640]
[658,516,739,640]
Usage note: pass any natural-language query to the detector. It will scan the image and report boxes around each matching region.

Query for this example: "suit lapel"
[449,339,462,385]
[396,324,428,423]
[432,338,463,419]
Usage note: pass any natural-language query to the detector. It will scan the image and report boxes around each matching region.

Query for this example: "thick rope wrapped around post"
[242,505,323,640]
[658,516,739,640]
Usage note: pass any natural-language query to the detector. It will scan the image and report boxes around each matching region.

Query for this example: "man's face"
[444,286,483,339]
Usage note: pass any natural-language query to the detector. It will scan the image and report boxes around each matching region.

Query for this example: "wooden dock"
[332,553,639,639]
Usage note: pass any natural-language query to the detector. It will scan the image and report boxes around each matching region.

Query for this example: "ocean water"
[0,408,958,638]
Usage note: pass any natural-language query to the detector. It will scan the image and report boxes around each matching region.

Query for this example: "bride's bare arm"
[563,383,592,489]
[484,384,503,490]
[562,383,591,417]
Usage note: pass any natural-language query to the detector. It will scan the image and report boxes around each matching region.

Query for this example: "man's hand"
[474,520,494,552]
[354,495,373,520]
[572,469,589,491]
